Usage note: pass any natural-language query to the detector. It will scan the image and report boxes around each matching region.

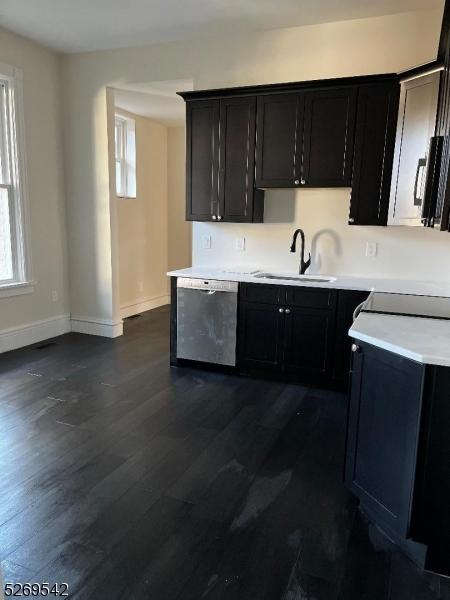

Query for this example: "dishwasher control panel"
[177,277,238,293]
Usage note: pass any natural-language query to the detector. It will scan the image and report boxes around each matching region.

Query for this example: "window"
[115,115,136,198]
[0,69,30,289]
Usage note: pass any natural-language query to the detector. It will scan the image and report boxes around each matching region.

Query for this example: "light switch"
[202,235,211,250]
[235,237,245,251]
[365,242,378,257]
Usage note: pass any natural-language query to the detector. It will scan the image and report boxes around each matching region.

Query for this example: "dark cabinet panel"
[240,282,282,305]
[345,342,424,537]
[349,83,399,225]
[283,307,335,378]
[218,97,264,222]
[186,100,220,221]
[301,88,356,187]
[238,302,284,370]
[286,286,336,310]
[238,283,337,384]
[255,94,303,188]
[333,290,369,384]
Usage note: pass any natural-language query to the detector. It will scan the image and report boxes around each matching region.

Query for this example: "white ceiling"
[0,0,444,54]
[113,80,193,126]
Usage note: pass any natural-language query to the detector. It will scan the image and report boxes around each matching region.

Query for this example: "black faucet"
[290,229,311,275]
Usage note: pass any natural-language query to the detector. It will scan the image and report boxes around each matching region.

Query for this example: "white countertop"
[169,267,450,366]
[167,267,450,297]
[350,312,450,366]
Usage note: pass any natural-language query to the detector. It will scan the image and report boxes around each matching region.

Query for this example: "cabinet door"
[282,306,335,379]
[301,88,356,187]
[345,342,424,537]
[186,100,219,221]
[255,94,303,188]
[238,302,284,371]
[349,83,399,225]
[333,290,369,384]
[218,97,263,222]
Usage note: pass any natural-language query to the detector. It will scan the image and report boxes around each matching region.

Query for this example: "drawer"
[240,282,282,304]
[285,286,337,310]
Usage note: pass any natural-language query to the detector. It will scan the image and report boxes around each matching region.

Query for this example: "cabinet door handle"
[300,178,306,185]
[348,217,355,224]
[212,215,217,220]
[351,343,361,353]
[278,308,285,313]
[217,215,222,221]
[285,308,291,314]
[294,179,300,185]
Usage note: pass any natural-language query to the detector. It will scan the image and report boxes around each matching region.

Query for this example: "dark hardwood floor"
[0,305,449,599]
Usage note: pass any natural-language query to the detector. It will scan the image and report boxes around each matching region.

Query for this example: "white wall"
[0,28,69,335]
[194,190,450,281]
[62,8,445,328]
[168,126,191,272]
[115,108,170,316]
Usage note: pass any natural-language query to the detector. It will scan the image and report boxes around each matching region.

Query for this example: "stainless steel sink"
[254,272,336,283]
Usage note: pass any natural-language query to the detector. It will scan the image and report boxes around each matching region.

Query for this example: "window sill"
[116,195,137,200]
[0,281,35,298]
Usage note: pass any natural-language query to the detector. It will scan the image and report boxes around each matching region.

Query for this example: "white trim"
[0,280,35,298]
[120,294,169,319]
[0,314,71,354]
[0,64,33,286]
[70,315,123,338]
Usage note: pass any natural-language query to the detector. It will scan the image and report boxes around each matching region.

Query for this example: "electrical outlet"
[235,237,245,251]
[51,290,58,302]
[365,242,378,257]
[201,235,211,250]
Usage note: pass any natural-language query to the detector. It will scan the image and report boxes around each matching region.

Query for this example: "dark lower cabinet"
[238,301,284,371]
[238,283,337,384]
[283,307,334,377]
[333,289,369,383]
[345,341,450,576]
[345,342,425,538]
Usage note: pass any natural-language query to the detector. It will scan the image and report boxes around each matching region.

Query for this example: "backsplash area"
[192,189,450,282]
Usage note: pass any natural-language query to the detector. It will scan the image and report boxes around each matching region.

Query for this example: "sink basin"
[254,272,336,283]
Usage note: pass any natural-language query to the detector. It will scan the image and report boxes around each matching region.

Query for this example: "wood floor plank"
[0,306,446,600]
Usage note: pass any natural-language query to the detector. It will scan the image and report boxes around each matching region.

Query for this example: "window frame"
[0,63,32,295]
[114,114,136,199]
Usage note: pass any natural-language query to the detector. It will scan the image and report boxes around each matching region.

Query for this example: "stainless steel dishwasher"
[176,277,238,366]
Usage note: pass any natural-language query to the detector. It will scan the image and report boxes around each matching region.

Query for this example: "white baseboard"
[120,294,170,319]
[70,315,124,338]
[0,314,71,354]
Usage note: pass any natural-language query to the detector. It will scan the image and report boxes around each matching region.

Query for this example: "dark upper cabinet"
[301,87,357,187]
[185,96,263,222]
[345,342,424,538]
[255,94,303,188]
[186,100,220,221]
[255,88,356,189]
[349,82,400,225]
[218,97,264,222]
[181,74,401,224]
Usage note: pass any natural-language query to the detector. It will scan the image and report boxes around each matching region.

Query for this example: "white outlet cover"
[365,242,378,257]
[235,237,246,251]
[201,235,211,250]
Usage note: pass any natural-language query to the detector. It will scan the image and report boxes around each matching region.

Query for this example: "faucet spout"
[290,228,311,275]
